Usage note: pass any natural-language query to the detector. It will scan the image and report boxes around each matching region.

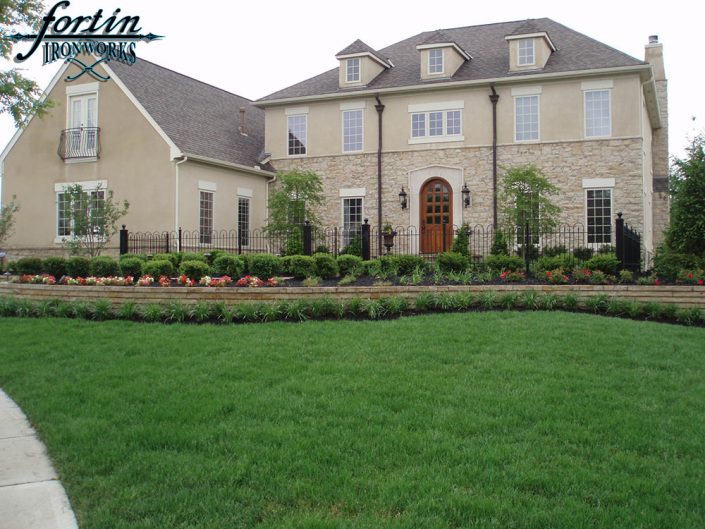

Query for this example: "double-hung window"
[515,95,539,141]
[345,58,360,83]
[199,191,214,244]
[343,109,363,152]
[517,39,535,66]
[287,114,307,156]
[585,89,611,138]
[410,109,462,141]
[342,197,363,247]
[55,181,106,239]
[586,188,612,244]
[428,49,444,74]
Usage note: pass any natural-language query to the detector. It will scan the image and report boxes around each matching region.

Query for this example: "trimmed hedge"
[313,252,338,279]
[90,256,120,277]
[152,253,180,267]
[289,256,316,279]
[180,252,207,263]
[42,257,67,278]
[16,257,43,275]
[484,254,524,272]
[395,255,427,276]
[248,254,282,279]
[212,255,244,278]
[179,260,211,281]
[585,253,619,275]
[437,252,468,274]
[66,256,90,278]
[337,255,363,277]
[119,257,144,278]
[143,260,175,278]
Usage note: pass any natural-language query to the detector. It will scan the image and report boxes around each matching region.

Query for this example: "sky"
[1,0,703,167]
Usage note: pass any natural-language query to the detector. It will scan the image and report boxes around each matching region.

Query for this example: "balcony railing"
[58,127,101,160]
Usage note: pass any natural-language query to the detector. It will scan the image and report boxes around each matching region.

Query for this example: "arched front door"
[420,178,453,254]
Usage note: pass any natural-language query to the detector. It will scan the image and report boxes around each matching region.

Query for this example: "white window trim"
[199,189,215,247]
[341,109,364,154]
[198,180,217,192]
[510,86,542,97]
[286,114,308,157]
[513,94,540,143]
[285,106,309,116]
[582,178,615,189]
[237,187,253,198]
[237,195,251,248]
[54,180,109,243]
[339,188,366,197]
[583,89,612,139]
[408,101,465,113]
[584,187,614,247]
[428,48,444,75]
[408,110,464,144]
[581,79,614,91]
[340,196,365,244]
[345,58,361,83]
[65,88,100,164]
[517,39,536,67]
[65,82,100,96]
[340,101,366,111]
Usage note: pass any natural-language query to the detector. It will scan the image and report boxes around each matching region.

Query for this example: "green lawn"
[1,312,704,529]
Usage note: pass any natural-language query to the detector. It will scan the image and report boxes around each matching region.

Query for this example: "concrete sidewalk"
[0,389,79,529]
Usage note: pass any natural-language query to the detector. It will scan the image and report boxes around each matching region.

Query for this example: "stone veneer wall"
[1,282,704,309]
[651,78,670,250]
[272,138,646,237]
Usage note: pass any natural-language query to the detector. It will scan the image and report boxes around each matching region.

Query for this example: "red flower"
[699,279,703,286]
[500,271,507,280]
[655,278,661,285]
[688,272,693,279]
[545,271,552,278]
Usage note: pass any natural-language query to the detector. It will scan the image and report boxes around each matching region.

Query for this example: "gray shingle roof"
[108,59,267,169]
[258,18,645,103]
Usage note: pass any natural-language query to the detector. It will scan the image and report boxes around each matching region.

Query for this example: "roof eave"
[335,52,391,69]
[181,153,277,177]
[254,64,651,107]
[415,42,473,61]
[505,32,557,52]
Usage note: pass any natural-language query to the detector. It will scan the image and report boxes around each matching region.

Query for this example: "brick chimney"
[645,35,669,248]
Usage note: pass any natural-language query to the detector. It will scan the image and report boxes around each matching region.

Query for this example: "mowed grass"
[1,312,704,529]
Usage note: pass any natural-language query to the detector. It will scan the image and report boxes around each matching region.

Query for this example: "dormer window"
[517,39,535,66]
[429,49,444,74]
[346,58,361,83]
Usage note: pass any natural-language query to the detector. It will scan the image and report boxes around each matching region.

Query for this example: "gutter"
[174,156,188,246]
[375,95,385,256]
[641,68,662,130]
[178,153,277,178]
[489,84,500,228]
[254,64,652,108]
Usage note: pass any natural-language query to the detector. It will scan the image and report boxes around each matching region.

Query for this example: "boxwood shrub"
[484,254,524,272]
[337,255,363,277]
[289,255,316,279]
[119,257,144,278]
[395,255,427,276]
[152,253,180,267]
[42,257,67,278]
[16,257,43,275]
[66,256,90,278]
[534,253,578,274]
[585,253,619,275]
[180,252,207,263]
[248,254,282,279]
[179,260,211,281]
[212,254,244,278]
[313,252,338,279]
[143,259,175,278]
[90,256,120,277]
[120,253,148,262]
[437,252,469,274]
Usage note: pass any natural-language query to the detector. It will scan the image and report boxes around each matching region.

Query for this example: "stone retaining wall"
[1,283,703,309]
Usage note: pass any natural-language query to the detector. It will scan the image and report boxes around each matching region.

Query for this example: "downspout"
[265,171,277,229]
[375,95,385,256]
[175,155,188,249]
[489,84,500,228]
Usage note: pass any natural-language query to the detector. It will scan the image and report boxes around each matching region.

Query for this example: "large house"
[0,18,668,259]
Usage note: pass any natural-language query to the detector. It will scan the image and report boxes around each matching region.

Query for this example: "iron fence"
[121,215,643,270]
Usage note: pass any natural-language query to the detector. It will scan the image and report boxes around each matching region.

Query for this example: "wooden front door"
[420,178,453,253]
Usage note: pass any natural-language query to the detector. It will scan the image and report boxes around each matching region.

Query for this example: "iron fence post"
[524,221,531,275]
[303,221,313,256]
[165,232,170,254]
[178,227,182,253]
[119,225,128,255]
[615,212,624,271]
[237,228,242,255]
[361,219,371,260]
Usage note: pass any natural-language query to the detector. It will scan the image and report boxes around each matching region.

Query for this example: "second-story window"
[585,89,611,138]
[346,58,360,83]
[68,93,98,156]
[515,95,539,141]
[410,110,462,140]
[287,114,307,156]
[429,49,444,74]
[342,109,363,152]
[518,39,535,66]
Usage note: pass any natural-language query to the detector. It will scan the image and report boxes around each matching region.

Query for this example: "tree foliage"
[1,0,54,126]
[267,170,323,254]
[60,184,129,257]
[666,134,705,257]
[0,195,20,247]
[500,164,561,236]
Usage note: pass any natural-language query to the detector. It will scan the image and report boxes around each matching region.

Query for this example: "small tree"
[267,170,323,255]
[0,196,20,247]
[60,184,129,257]
[665,134,705,257]
[500,164,561,235]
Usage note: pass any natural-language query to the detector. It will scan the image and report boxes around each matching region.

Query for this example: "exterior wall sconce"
[462,183,470,208]
[399,186,408,210]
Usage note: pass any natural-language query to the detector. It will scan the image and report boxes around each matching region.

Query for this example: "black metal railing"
[58,127,101,160]
[120,215,643,270]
